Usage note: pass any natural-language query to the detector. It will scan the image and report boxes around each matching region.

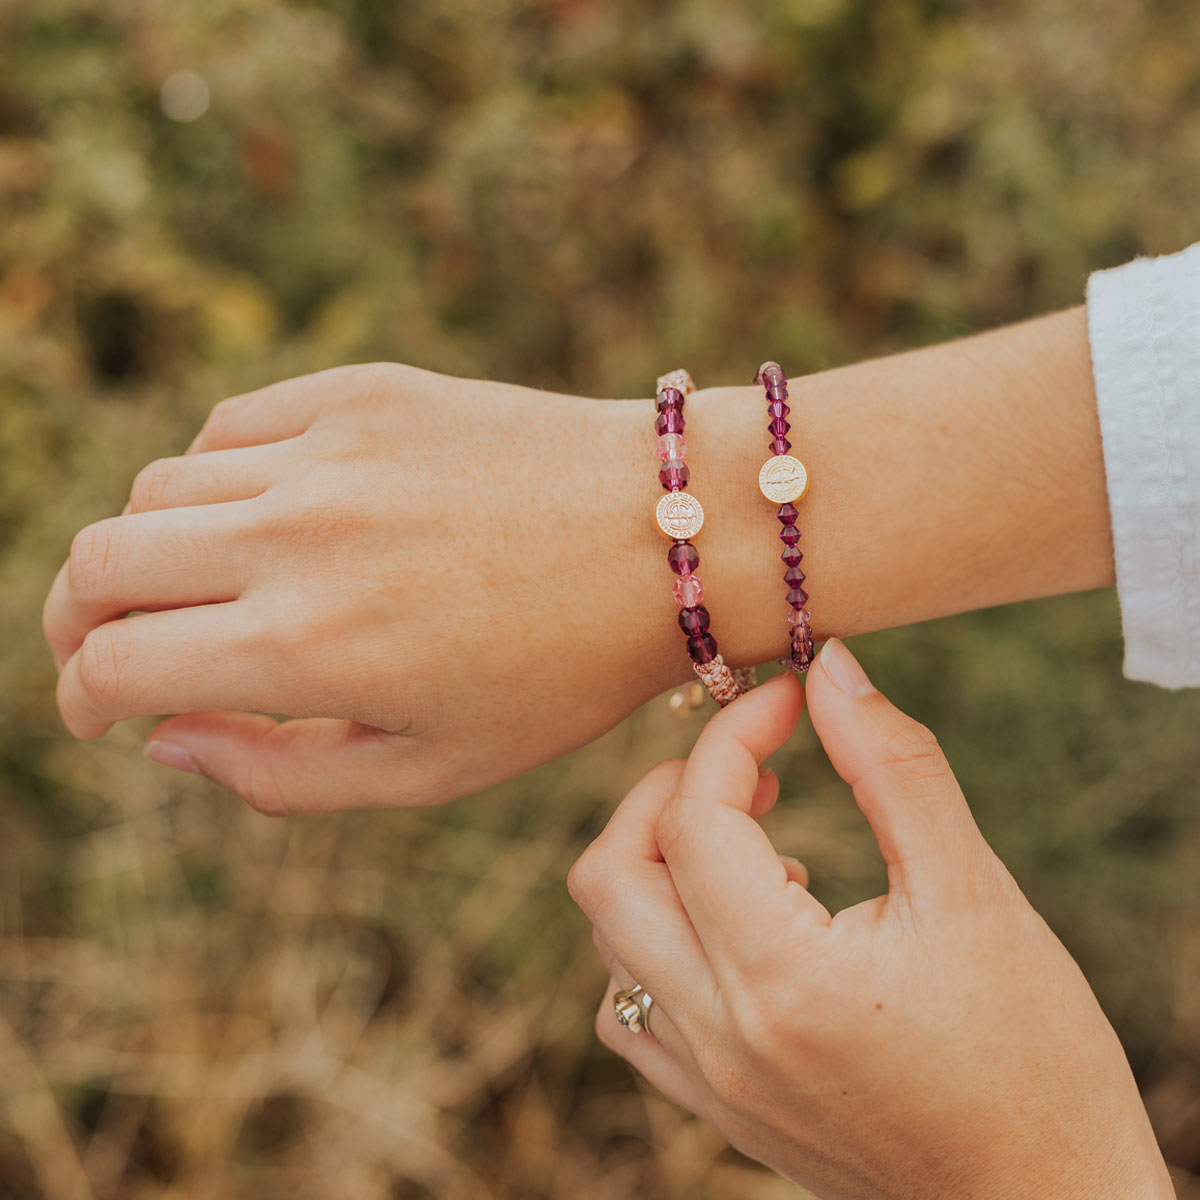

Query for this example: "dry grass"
[3,1,1200,1195]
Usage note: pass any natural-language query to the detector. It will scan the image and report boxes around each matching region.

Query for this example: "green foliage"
[2,1,1199,1195]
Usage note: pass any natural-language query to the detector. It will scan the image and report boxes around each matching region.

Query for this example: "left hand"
[568,642,1172,1200]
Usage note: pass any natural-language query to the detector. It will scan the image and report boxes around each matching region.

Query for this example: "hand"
[568,643,1173,1199]
[42,363,674,812]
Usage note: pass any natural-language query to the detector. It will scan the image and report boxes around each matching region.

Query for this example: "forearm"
[607,307,1113,688]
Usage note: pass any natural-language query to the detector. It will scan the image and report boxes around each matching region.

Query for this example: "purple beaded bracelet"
[755,361,815,673]
[653,369,754,707]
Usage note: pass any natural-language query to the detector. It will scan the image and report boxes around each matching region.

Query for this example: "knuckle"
[75,626,132,708]
[879,719,945,780]
[566,848,607,913]
[235,757,291,818]
[353,361,408,403]
[128,458,177,513]
[68,520,122,601]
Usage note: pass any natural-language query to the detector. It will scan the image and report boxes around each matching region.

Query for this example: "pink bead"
[656,433,686,463]
[673,574,704,607]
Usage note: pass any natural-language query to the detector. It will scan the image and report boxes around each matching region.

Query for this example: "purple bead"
[783,566,807,588]
[786,587,810,609]
[667,540,699,575]
[656,387,684,412]
[766,384,789,402]
[656,410,684,436]
[767,400,790,420]
[781,544,803,568]
[777,503,799,526]
[758,362,785,385]
[659,459,690,491]
[779,524,802,547]
[768,418,791,439]
[678,605,710,636]
[686,633,719,665]
[770,437,792,456]
[788,608,811,630]
[791,643,815,671]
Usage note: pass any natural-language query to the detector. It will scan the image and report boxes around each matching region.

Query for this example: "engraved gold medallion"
[656,490,705,539]
[758,455,809,504]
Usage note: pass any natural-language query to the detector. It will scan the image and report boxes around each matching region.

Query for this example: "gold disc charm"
[758,455,809,505]
[655,491,705,540]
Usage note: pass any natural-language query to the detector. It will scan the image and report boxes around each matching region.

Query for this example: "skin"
[42,307,1110,813]
[569,643,1174,1199]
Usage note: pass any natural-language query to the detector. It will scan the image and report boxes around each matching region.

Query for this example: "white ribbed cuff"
[1087,241,1200,688]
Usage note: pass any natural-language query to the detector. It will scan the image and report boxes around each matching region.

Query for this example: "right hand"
[569,645,1173,1199]
[43,363,673,813]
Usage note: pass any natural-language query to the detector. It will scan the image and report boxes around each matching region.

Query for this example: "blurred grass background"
[3,1,1200,1196]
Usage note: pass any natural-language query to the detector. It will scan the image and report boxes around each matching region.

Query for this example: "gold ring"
[613,984,654,1034]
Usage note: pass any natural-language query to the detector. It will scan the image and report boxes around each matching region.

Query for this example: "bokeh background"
[3,1,1200,1196]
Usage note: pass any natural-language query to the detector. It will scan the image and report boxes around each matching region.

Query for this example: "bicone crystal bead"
[656,409,685,436]
[779,524,802,547]
[781,544,803,569]
[769,417,791,438]
[786,587,810,609]
[766,384,789,402]
[656,432,686,463]
[659,459,690,491]
[673,574,704,606]
[770,437,792,456]
[788,608,811,629]
[783,566,807,588]
[678,605,710,635]
[777,503,799,526]
[767,400,790,420]
[656,387,684,412]
[667,540,699,575]
[758,362,785,385]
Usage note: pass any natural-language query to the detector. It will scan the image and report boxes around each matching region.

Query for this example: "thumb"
[143,713,430,814]
[805,639,994,900]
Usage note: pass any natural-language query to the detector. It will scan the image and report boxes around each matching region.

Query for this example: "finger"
[805,638,995,902]
[592,931,698,1068]
[568,762,717,1028]
[126,442,295,515]
[779,855,809,889]
[43,504,259,666]
[187,365,361,454]
[143,712,424,815]
[57,603,273,740]
[594,978,708,1118]
[655,674,831,967]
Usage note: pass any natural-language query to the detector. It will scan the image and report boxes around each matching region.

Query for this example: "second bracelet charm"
[755,361,816,674]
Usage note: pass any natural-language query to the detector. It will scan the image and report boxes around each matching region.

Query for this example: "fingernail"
[144,740,201,774]
[818,638,874,697]
[758,764,775,778]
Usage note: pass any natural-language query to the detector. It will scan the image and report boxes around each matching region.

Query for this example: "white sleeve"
[1087,241,1200,688]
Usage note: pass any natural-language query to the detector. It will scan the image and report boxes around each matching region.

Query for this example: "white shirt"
[1088,241,1200,688]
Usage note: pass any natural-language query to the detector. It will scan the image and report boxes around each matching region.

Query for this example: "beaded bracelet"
[755,361,815,673]
[654,369,754,707]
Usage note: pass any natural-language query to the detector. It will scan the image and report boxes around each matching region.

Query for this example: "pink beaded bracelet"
[755,361,815,673]
[653,369,754,707]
